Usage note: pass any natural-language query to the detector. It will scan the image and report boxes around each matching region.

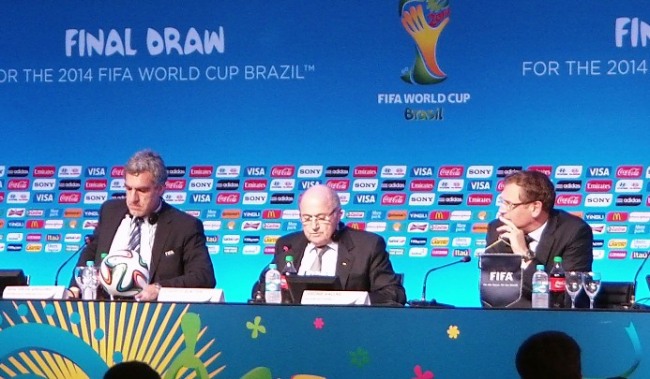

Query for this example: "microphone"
[53,235,93,286]
[630,251,650,306]
[409,256,471,307]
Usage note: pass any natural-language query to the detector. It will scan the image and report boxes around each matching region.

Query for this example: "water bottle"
[264,263,282,304]
[531,265,549,309]
[281,256,298,304]
[81,260,99,300]
[549,256,566,308]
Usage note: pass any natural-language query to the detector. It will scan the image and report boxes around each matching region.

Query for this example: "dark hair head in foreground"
[104,361,161,379]
[516,330,581,379]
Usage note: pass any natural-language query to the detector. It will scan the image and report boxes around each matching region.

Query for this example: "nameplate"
[157,288,225,303]
[301,290,371,305]
[2,286,66,300]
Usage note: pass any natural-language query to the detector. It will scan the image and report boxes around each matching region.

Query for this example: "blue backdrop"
[1,0,649,305]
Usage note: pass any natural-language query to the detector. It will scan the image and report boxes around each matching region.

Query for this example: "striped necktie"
[127,217,143,253]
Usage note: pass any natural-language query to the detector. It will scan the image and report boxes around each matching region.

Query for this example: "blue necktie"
[127,217,143,253]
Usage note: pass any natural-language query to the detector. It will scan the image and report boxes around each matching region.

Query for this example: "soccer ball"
[99,250,150,297]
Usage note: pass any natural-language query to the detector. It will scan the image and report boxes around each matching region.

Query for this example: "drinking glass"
[582,271,602,309]
[565,271,582,308]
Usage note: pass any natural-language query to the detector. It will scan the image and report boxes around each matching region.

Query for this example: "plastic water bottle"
[281,256,298,304]
[531,265,549,309]
[81,260,99,300]
[549,256,566,308]
[264,263,282,304]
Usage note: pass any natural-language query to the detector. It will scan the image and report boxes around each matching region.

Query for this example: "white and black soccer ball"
[99,250,150,297]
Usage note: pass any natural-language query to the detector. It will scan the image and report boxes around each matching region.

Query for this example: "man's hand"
[134,283,161,302]
[496,216,529,256]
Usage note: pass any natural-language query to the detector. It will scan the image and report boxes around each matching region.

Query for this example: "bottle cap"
[553,256,562,263]
[100,252,108,259]
[86,260,95,267]
[269,263,277,270]
[536,264,544,270]
[285,256,294,262]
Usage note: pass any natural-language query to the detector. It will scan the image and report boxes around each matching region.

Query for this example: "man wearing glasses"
[485,170,593,307]
[271,184,406,305]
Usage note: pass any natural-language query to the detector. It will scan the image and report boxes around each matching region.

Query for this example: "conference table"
[0,299,647,379]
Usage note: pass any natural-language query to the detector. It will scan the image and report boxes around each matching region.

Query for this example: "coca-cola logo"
[438,166,464,178]
[270,166,295,177]
[165,179,187,190]
[555,194,582,206]
[58,192,81,203]
[616,165,642,178]
[216,193,240,204]
[381,193,406,205]
[111,166,125,177]
[327,179,350,191]
[8,179,29,190]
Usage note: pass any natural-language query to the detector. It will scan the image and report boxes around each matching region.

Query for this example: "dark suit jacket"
[486,209,593,307]
[73,199,216,289]
[269,226,406,305]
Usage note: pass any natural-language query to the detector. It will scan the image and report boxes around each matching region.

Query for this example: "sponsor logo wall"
[2,1,650,305]
[2,163,650,304]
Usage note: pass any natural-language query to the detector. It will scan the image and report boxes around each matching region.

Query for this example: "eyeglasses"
[300,208,339,225]
[500,199,533,211]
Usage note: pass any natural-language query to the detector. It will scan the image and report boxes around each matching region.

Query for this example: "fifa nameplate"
[301,290,371,305]
[2,285,65,300]
[157,288,225,303]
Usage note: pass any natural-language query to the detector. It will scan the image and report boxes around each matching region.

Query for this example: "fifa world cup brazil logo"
[400,0,450,84]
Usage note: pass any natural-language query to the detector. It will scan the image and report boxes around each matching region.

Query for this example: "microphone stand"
[53,241,89,286]
[409,256,471,307]
[630,251,650,307]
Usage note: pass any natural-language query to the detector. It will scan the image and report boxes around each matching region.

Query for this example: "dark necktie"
[127,217,143,253]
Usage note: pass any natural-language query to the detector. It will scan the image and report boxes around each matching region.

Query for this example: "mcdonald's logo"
[346,222,366,231]
[263,209,282,219]
[26,219,45,229]
[607,212,629,222]
[429,210,450,220]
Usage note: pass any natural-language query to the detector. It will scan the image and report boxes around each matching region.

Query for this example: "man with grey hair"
[267,184,405,305]
[69,149,215,301]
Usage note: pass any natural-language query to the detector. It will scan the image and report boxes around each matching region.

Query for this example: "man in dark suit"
[69,149,215,301]
[485,170,593,307]
[269,184,406,305]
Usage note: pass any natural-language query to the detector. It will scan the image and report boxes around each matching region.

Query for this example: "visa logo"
[410,167,434,177]
[85,167,106,177]
[34,193,54,203]
[245,167,266,177]
[354,194,376,204]
[467,180,492,191]
[191,193,212,203]
[587,167,611,177]
[300,180,322,190]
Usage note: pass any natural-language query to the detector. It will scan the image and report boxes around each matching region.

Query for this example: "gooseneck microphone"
[53,236,94,286]
[630,251,650,306]
[409,256,471,307]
